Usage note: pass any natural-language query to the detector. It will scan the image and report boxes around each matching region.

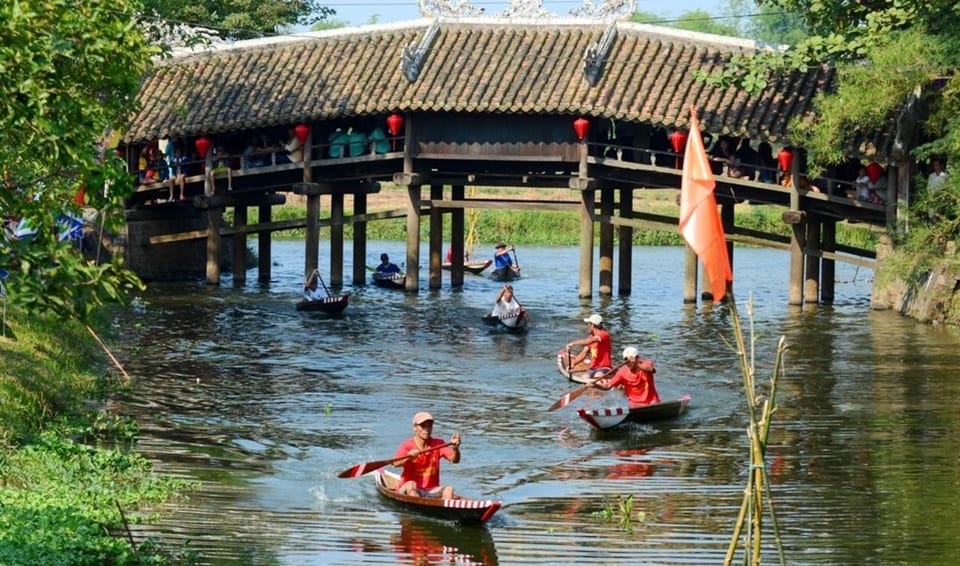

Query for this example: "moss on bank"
[0,309,195,565]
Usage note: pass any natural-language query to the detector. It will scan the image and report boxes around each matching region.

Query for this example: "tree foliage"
[141,0,335,40]
[1,0,153,322]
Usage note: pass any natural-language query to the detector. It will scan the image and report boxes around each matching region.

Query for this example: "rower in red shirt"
[393,412,461,499]
[593,346,661,407]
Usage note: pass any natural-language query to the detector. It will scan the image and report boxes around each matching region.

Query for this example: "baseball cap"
[622,346,640,360]
[583,314,603,326]
[412,412,434,426]
[495,242,506,249]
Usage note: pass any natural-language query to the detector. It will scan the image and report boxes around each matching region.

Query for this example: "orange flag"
[679,107,732,302]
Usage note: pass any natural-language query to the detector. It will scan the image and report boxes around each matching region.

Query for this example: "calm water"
[112,241,960,565]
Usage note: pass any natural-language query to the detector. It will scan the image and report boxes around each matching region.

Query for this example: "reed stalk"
[722,291,787,566]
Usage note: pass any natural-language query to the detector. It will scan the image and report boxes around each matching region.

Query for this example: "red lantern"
[294,123,310,145]
[669,129,687,154]
[573,117,590,141]
[866,161,883,184]
[777,147,793,172]
[194,136,211,159]
[669,129,687,168]
[386,113,404,136]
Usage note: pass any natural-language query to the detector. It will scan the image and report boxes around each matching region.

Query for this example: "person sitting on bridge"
[207,146,233,192]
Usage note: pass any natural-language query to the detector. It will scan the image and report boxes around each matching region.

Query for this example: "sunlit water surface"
[111,241,960,565]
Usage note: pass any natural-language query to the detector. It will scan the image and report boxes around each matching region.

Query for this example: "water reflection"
[391,517,498,566]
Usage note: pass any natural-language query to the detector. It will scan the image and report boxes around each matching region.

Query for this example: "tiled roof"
[123,18,834,144]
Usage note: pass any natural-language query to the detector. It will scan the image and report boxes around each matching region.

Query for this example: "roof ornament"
[401,19,441,82]
[499,0,549,18]
[570,0,635,19]
[417,0,484,17]
[583,20,618,86]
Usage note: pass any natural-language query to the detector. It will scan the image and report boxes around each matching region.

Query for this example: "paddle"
[511,248,522,276]
[513,294,533,326]
[547,361,627,411]
[311,268,333,298]
[337,442,454,478]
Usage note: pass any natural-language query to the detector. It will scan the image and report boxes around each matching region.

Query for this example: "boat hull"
[556,348,593,384]
[372,272,405,289]
[374,470,501,524]
[490,267,520,282]
[295,294,349,314]
[577,395,691,430]
[442,259,493,275]
[481,311,528,333]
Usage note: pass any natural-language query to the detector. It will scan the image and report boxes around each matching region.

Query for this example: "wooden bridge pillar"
[232,205,247,285]
[578,188,595,299]
[428,184,444,290]
[352,192,367,286]
[804,217,821,305]
[787,183,804,306]
[258,204,271,283]
[405,184,422,292]
[821,220,836,303]
[304,192,320,281]
[683,245,698,303]
[450,185,465,288]
[599,187,614,296]
[330,192,344,287]
[203,150,220,285]
[618,188,633,296]
[722,201,735,297]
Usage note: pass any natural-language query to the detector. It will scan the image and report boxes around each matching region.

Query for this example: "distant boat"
[442,259,492,275]
[490,266,520,282]
[481,310,528,333]
[295,294,349,314]
[372,271,405,289]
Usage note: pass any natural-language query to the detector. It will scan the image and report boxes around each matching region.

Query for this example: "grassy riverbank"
[228,186,878,250]
[0,309,195,565]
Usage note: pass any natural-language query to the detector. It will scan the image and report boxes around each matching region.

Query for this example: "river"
[111,240,960,565]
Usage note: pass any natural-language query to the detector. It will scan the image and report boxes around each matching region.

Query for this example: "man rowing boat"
[393,412,461,499]
[591,347,661,407]
[565,313,612,379]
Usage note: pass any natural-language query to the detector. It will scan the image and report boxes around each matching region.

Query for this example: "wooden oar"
[513,294,534,326]
[337,442,454,478]
[316,270,333,298]
[547,361,627,411]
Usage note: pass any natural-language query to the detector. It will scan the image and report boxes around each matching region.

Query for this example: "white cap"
[622,347,640,360]
[412,411,434,425]
[583,314,603,326]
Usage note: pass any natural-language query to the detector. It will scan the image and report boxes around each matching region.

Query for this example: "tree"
[141,0,336,40]
[0,0,153,322]
[632,9,738,37]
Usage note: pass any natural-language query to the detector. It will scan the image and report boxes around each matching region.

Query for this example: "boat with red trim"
[295,294,349,314]
[556,348,594,384]
[481,310,528,333]
[442,259,493,275]
[372,271,405,289]
[373,470,502,524]
[576,395,692,430]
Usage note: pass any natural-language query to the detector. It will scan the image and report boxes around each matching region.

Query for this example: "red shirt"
[606,360,660,407]
[589,329,612,370]
[394,437,454,490]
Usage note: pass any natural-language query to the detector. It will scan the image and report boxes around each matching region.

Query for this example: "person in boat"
[591,346,661,407]
[492,242,520,277]
[303,270,325,301]
[491,284,522,318]
[565,313,613,378]
[376,253,402,275]
[393,412,461,499]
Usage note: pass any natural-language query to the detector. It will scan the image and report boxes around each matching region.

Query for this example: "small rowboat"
[372,271,405,289]
[576,395,692,430]
[295,294,349,314]
[373,470,502,524]
[442,259,493,275]
[481,310,528,333]
[556,348,593,385]
[490,266,520,282]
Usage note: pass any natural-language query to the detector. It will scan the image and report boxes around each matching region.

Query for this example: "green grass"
[1,310,196,565]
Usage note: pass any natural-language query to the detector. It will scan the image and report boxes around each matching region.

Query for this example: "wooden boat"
[295,294,349,314]
[481,310,528,333]
[441,259,493,275]
[576,394,692,430]
[372,271,405,289]
[556,348,595,385]
[490,266,520,282]
[373,469,502,524]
